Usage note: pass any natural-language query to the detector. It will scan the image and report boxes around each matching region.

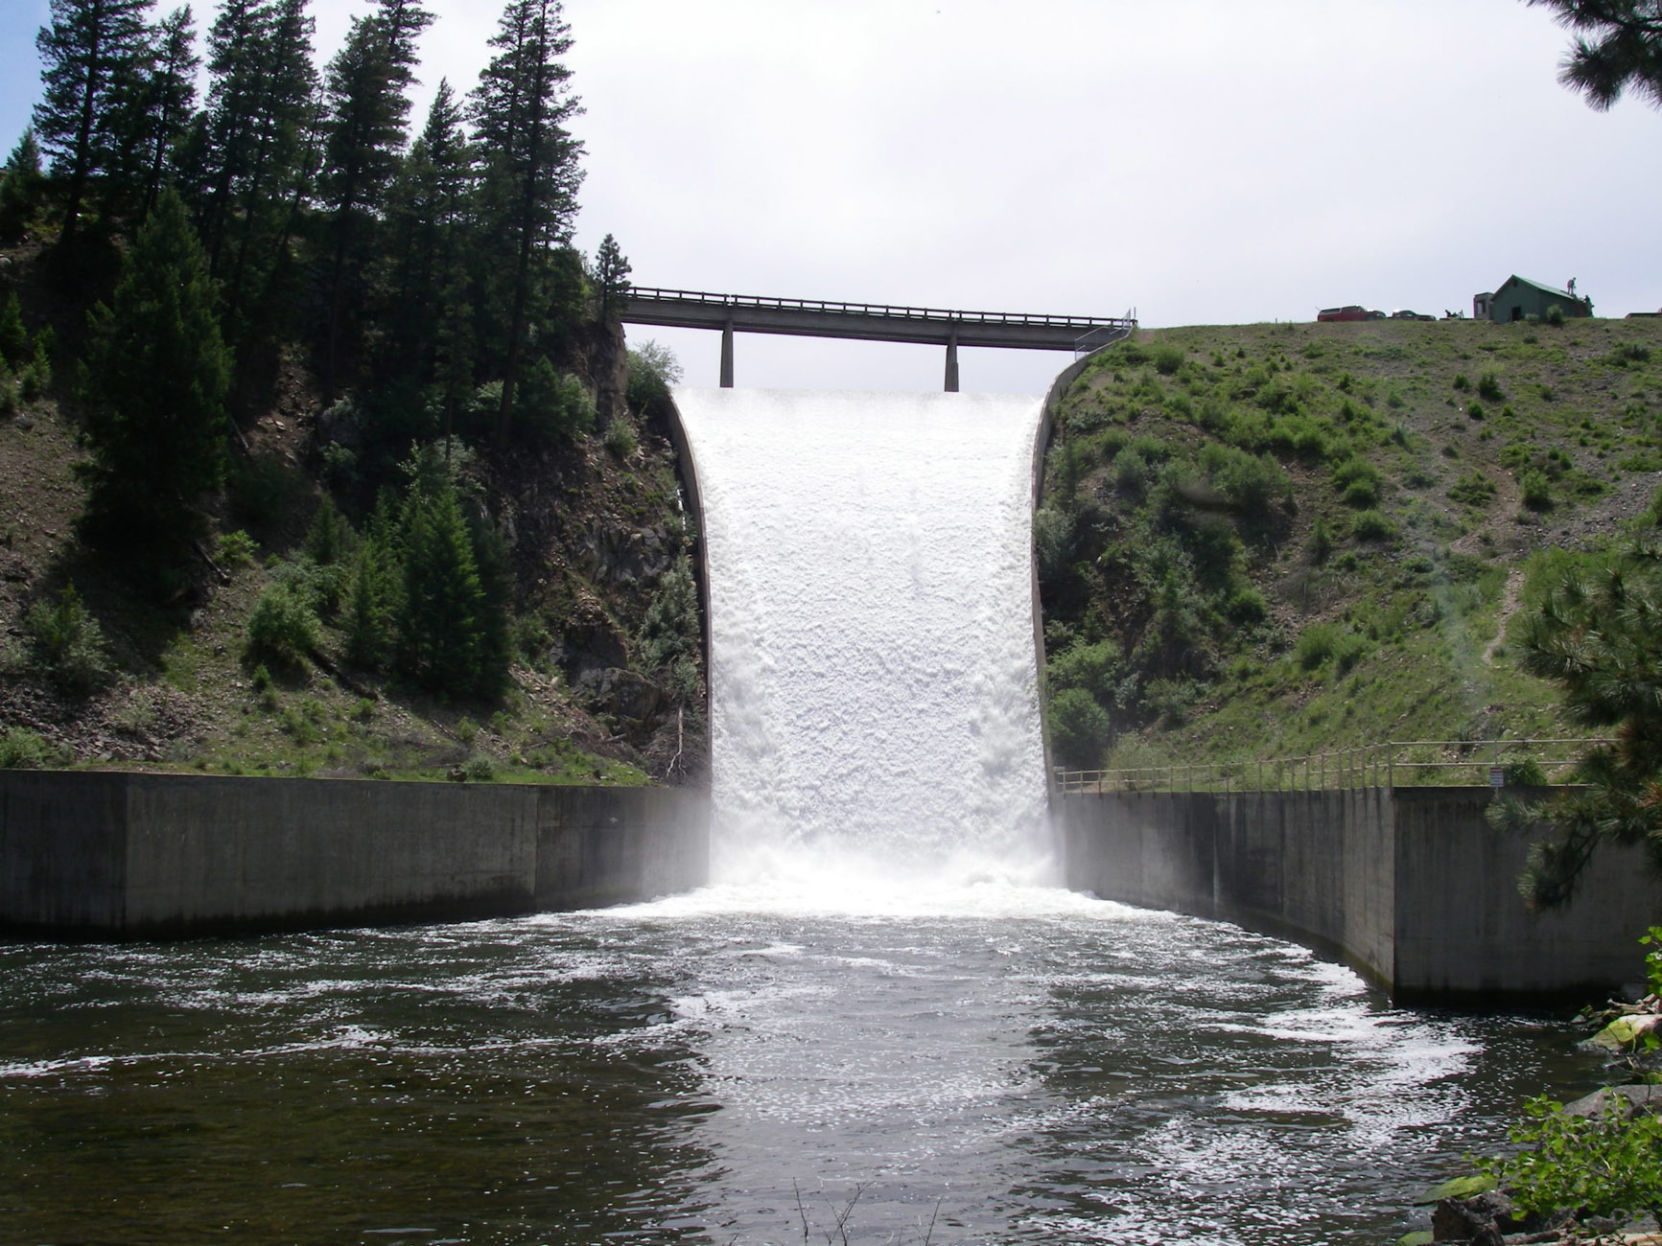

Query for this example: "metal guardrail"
[626,286,1136,333]
[1054,739,1612,795]
[1074,310,1138,356]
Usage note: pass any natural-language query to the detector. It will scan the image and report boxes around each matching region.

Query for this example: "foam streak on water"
[675,387,1049,893]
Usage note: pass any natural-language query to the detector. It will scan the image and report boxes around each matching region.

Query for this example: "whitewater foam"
[674,387,1051,895]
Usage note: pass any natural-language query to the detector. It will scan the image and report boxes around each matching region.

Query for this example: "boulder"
[1586,1013,1662,1053]
[1432,1190,1517,1242]
[1561,1083,1662,1120]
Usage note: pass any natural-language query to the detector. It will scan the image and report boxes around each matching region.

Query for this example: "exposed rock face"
[1560,1082,1662,1120]
[559,599,630,691]
[582,521,672,588]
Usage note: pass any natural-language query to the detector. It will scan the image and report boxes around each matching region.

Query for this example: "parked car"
[1317,305,1368,322]
[1390,309,1435,321]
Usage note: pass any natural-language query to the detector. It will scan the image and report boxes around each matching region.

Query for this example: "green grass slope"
[1037,316,1662,777]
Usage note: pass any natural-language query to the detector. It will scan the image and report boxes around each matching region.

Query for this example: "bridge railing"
[1054,738,1612,795]
[626,286,1136,333]
[1074,311,1138,356]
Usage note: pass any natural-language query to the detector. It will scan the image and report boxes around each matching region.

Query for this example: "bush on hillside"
[24,585,111,695]
[1049,686,1113,770]
[244,582,320,672]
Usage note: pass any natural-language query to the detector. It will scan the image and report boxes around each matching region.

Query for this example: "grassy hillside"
[1037,315,1662,776]
[0,245,704,787]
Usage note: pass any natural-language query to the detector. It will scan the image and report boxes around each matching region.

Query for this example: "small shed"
[1481,275,1593,323]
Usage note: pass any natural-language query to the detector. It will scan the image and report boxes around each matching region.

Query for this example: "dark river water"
[0,885,1602,1246]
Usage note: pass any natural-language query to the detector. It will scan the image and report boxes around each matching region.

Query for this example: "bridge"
[618,286,1137,391]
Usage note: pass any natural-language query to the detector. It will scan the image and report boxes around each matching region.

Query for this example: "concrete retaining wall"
[0,770,709,938]
[1059,786,1661,1003]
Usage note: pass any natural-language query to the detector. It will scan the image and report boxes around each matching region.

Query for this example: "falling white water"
[674,387,1051,897]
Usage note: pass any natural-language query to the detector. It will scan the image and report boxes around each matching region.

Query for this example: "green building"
[1473,275,1593,322]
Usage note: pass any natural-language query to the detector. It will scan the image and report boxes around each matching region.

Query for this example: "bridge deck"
[620,286,1135,352]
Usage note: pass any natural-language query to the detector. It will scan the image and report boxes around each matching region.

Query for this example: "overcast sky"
[2,0,1658,393]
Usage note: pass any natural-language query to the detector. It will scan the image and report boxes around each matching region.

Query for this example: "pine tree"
[77,188,231,570]
[1526,0,1662,109]
[380,80,476,421]
[346,489,404,670]
[470,0,584,442]
[0,131,44,245]
[1502,523,1662,906]
[318,0,433,395]
[398,483,497,697]
[132,6,199,217]
[198,0,318,336]
[32,0,154,241]
[593,232,630,319]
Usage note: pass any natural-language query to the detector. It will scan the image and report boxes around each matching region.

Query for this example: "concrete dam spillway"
[672,386,1053,891]
[1,381,1617,1244]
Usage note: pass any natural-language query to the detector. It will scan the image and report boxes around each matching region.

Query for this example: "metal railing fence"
[1054,738,1612,795]
[626,286,1137,333]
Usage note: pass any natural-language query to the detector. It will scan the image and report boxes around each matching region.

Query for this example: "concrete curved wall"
[1059,786,1662,1003]
[658,389,714,758]
[0,770,709,939]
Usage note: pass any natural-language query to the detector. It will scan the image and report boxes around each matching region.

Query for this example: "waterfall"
[674,387,1051,894]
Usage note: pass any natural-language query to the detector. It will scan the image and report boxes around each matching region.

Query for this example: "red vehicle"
[1316,305,1369,322]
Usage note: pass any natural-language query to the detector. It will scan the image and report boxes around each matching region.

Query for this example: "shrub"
[244,582,319,671]
[1349,509,1395,541]
[1152,344,1184,376]
[1502,759,1549,786]
[626,340,682,414]
[1643,926,1662,998]
[1033,507,1071,583]
[1477,372,1504,401]
[1048,687,1113,769]
[1309,514,1333,565]
[1200,443,1288,518]
[1048,639,1123,707]
[24,585,111,694]
[0,726,60,769]
[1449,470,1497,507]
[1332,631,1371,675]
[1226,586,1268,625]
[1143,677,1196,725]
[1475,1094,1662,1225]
[218,529,258,567]
[1295,622,1341,671]
[516,358,595,445]
[1332,456,1382,508]
[603,418,637,459]
[1520,470,1553,511]
[1545,304,1566,327]
[1452,374,1470,391]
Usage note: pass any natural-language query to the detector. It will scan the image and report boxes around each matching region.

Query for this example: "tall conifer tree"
[0,131,47,246]
[33,0,153,241]
[129,6,199,218]
[197,0,317,336]
[381,80,475,407]
[78,188,231,572]
[470,0,584,441]
[318,0,433,395]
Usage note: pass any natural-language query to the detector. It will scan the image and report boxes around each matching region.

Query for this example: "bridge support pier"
[944,325,959,393]
[719,317,734,388]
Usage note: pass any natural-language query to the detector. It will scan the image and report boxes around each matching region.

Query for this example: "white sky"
[2,0,1658,393]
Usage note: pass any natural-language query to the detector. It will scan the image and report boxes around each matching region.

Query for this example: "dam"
[0,384,1629,1243]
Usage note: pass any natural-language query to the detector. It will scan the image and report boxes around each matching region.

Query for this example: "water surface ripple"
[1,900,1597,1244]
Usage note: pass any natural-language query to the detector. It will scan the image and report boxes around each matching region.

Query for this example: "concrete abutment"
[1,770,709,939]
[1059,786,1660,1003]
